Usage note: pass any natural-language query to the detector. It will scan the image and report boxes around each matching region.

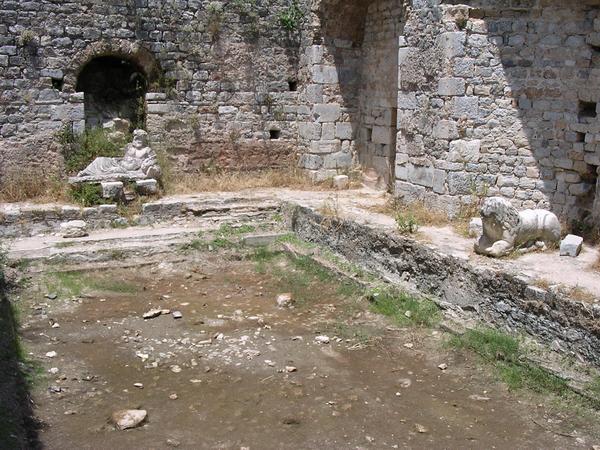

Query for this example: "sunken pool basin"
[16,235,598,449]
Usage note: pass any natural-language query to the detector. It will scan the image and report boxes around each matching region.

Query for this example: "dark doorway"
[76,56,147,130]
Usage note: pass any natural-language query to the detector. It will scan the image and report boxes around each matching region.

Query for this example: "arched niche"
[76,55,148,130]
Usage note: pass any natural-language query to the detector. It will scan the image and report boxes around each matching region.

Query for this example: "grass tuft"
[368,287,440,327]
[45,271,138,297]
[449,328,569,394]
[162,165,329,195]
[0,169,68,203]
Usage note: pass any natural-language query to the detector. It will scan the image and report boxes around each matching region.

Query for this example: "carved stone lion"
[474,197,561,257]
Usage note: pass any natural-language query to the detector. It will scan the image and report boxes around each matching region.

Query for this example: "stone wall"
[395,0,600,224]
[0,0,305,179]
[358,0,404,187]
[297,0,406,184]
[4,0,600,226]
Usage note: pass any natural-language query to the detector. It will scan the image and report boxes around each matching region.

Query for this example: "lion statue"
[474,197,561,257]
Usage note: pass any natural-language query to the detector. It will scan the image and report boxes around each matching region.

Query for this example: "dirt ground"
[16,250,600,449]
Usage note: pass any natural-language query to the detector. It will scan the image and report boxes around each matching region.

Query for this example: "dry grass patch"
[0,169,68,204]
[533,279,597,303]
[368,197,451,227]
[162,166,334,195]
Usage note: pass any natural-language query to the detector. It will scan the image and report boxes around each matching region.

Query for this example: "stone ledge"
[291,206,600,367]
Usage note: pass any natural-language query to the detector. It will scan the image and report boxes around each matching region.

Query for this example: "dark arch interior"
[76,56,147,130]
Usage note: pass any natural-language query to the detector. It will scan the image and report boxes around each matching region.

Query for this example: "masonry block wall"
[297,0,405,184]
[0,0,305,179]
[395,0,600,223]
[359,0,404,187]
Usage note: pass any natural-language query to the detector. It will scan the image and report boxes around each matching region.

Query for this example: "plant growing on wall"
[231,0,260,40]
[207,1,225,40]
[19,29,37,46]
[278,1,303,31]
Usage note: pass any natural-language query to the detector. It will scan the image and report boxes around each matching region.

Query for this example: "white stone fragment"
[333,175,349,190]
[276,293,294,308]
[315,335,330,344]
[560,234,583,257]
[112,409,147,430]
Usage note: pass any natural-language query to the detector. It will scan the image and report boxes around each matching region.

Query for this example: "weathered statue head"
[479,197,520,241]
[132,129,149,149]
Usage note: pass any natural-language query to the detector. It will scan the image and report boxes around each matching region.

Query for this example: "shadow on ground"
[0,273,41,449]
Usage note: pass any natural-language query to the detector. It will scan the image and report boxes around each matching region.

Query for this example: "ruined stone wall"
[395,0,600,224]
[0,0,306,179]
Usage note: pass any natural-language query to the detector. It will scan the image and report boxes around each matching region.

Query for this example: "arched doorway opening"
[76,56,148,130]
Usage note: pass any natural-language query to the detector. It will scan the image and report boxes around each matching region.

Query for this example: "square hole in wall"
[288,80,298,92]
[579,100,597,120]
[269,129,281,140]
[52,77,64,91]
[576,132,586,143]
[366,127,372,142]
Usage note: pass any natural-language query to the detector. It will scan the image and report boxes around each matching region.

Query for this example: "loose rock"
[315,335,330,344]
[143,309,162,320]
[560,234,584,257]
[276,293,294,308]
[111,409,147,430]
[60,220,88,238]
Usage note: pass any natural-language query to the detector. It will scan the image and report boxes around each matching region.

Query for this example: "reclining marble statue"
[69,129,161,183]
[474,197,561,257]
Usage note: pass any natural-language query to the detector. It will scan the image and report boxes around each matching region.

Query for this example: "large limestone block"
[560,234,583,257]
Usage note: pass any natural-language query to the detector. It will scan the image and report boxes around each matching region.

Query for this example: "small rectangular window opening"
[288,80,298,92]
[52,77,64,91]
[269,129,281,140]
[579,100,597,119]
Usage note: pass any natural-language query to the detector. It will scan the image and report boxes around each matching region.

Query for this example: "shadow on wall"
[76,56,148,130]
[396,0,600,227]
[311,0,405,189]
[0,273,41,449]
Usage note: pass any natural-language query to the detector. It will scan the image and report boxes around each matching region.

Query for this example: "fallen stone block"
[135,179,159,195]
[560,234,583,257]
[59,220,88,238]
[101,181,124,200]
[242,233,288,247]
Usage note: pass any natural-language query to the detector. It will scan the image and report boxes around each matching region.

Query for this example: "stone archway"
[67,40,160,130]
[76,56,148,129]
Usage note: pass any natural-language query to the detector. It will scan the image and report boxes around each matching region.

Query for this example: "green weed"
[70,183,104,207]
[278,1,303,31]
[210,237,236,250]
[368,287,440,327]
[217,223,256,237]
[449,328,569,394]
[251,247,280,273]
[179,239,206,252]
[395,211,419,234]
[58,126,129,174]
[45,271,138,297]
